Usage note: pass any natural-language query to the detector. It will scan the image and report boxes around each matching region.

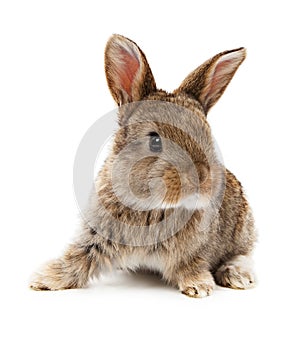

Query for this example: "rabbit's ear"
[105,34,157,106]
[175,48,246,114]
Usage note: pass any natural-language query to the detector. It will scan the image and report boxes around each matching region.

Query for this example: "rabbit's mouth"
[162,192,210,211]
[178,193,210,210]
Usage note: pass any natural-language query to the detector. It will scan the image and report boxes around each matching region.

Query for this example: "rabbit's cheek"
[127,156,157,198]
[162,168,182,205]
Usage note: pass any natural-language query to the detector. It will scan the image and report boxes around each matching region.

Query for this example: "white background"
[1,1,299,344]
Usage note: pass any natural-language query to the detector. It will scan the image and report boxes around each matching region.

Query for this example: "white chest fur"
[122,252,166,273]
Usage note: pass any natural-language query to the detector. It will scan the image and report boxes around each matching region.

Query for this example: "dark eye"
[148,132,162,152]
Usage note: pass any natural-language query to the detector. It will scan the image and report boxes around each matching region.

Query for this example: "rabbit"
[30,34,256,298]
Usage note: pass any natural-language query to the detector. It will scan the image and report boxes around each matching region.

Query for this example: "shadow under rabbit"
[90,269,175,292]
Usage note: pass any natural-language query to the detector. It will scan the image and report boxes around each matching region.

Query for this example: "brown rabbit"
[30,34,256,298]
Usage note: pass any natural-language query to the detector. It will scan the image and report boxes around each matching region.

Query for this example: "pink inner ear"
[118,48,140,96]
[209,59,232,95]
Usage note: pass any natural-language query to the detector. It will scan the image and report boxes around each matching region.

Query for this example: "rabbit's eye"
[148,132,162,152]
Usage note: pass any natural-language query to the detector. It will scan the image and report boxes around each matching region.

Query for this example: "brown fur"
[30,34,256,298]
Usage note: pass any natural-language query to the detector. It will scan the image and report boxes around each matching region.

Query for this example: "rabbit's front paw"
[180,274,216,298]
[181,280,215,298]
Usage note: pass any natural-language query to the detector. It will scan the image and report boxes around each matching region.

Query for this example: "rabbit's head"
[103,34,245,212]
